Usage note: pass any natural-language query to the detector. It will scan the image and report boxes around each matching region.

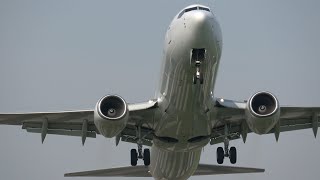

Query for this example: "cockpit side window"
[177,10,185,19]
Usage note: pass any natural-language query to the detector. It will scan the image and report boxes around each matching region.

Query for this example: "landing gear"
[216,146,237,164]
[199,73,204,84]
[229,146,237,164]
[191,48,205,85]
[130,126,151,166]
[216,144,237,164]
[143,149,151,166]
[216,147,224,164]
[192,71,204,84]
[216,125,237,164]
[130,149,138,166]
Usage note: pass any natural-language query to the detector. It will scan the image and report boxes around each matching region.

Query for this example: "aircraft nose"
[186,11,214,43]
[191,11,212,29]
[194,11,208,24]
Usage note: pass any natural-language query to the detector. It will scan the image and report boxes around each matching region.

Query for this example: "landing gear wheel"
[229,146,237,164]
[216,147,224,164]
[199,74,204,84]
[131,149,138,166]
[143,149,151,166]
[193,75,197,84]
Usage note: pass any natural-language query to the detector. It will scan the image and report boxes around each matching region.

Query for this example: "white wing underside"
[0,100,158,145]
[211,97,320,144]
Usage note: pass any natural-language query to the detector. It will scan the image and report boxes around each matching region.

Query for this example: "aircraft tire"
[143,149,151,166]
[199,74,204,84]
[131,149,138,166]
[229,146,237,164]
[216,147,224,164]
[193,75,197,84]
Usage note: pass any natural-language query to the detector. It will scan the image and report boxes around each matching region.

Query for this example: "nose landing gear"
[191,48,205,85]
[193,68,204,84]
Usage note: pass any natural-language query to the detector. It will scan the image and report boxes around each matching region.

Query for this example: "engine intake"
[94,95,129,138]
[245,91,280,134]
[249,92,278,117]
[98,95,127,120]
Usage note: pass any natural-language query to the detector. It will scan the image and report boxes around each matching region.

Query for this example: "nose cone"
[194,11,208,25]
[191,11,213,30]
[186,11,214,45]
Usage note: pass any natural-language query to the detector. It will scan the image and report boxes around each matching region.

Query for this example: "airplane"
[1,4,320,180]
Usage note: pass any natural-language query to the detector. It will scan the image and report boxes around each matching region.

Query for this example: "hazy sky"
[1,0,320,180]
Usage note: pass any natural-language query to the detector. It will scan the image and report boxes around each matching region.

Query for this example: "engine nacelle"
[94,95,129,138]
[245,91,280,134]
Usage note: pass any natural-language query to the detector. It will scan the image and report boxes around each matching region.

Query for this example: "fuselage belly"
[149,5,222,180]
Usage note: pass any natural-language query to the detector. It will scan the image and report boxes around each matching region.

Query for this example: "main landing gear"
[130,126,150,166]
[216,125,237,164]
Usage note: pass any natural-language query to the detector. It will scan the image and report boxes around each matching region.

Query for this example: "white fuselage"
[148,5,223,180]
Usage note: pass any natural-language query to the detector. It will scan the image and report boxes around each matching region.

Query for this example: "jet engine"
[94,95,129,138]
[245,91,280,134]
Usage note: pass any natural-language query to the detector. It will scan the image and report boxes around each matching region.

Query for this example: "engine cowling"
[245,91,280,134]
[94,95,129,138]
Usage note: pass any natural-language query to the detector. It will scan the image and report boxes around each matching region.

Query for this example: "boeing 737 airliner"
[1,4,320,180]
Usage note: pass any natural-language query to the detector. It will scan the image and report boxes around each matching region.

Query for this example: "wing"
[64,164,264,177]
[65,166,151,177]
[0,100,158,145]
[210,98,320,144]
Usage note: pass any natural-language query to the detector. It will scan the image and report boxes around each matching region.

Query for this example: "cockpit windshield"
[177,6,211,19]
[199,7,210,12]
[185,7,198,12]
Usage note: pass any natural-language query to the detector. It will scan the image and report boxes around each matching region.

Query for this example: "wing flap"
[26,128,96,138]
[22,121,97,131]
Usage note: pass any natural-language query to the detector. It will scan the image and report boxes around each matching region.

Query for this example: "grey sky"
[0,0,320,179]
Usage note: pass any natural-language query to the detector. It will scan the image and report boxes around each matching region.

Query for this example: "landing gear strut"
[193,67,204,84]
[216,125,237,164]
[130,126,150,166]
[191,48,205,84]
